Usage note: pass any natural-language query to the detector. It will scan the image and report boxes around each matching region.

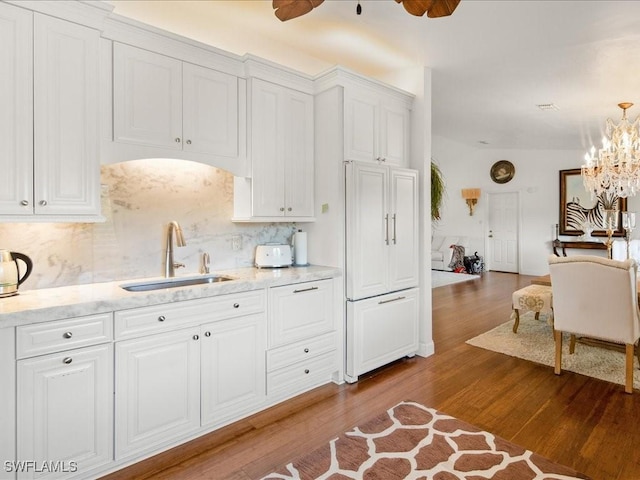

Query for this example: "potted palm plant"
[431,161,445,221]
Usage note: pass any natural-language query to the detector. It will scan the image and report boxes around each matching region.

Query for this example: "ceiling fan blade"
[427,0,460,18]
[394,0,460,18]
[395,0,434,17]
[273,0,324,22]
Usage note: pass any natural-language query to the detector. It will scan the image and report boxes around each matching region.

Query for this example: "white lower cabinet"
[266,279,338,401]
[17,344,113,479]
[346,288,419,383]
[114,290,267,461]
[115,326,201,460]
[201,313,266,427]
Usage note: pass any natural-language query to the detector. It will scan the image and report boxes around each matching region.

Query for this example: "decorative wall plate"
[490,160,515,184]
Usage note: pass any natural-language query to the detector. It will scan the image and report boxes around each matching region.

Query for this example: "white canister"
[292,230,308,266]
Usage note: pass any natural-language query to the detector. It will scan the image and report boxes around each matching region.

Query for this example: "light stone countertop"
[0,265,342,328]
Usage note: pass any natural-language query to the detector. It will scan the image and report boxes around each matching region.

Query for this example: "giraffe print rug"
[261,400,590,479]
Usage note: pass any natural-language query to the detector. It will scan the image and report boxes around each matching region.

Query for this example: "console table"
[552,240,607,257]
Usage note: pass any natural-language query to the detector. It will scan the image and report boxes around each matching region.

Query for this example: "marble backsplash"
[0,159,297,290]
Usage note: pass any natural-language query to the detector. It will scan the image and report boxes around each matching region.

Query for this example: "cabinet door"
[201,313,266,427]
[344,90,378,162]
[33,14,100,216]
[345,162,389,300]
[17,344,113,479]
[113,43,182,149]
[346,288,418,380]
[250,78,286,216]
[115,327,200,460]
[283,89,314,217]
[183,63,238,157]
[0,3,32,215]
[389,168,419,291]
[380,100,410,165]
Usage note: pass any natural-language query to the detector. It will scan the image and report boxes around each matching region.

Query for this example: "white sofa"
[431,235,469,270]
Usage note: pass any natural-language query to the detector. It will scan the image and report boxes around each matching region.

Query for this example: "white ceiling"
[110,0,640,151]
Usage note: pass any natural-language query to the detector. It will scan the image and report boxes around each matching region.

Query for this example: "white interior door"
[487,192,519,273]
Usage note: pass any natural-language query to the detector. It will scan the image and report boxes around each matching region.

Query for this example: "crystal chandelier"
[582,102,640,198]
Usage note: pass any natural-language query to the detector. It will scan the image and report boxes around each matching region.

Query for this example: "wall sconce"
[461,188,481,216]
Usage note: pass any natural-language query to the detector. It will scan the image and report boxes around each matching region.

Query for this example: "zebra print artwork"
[565,191,620,231]
[559,168,627,236]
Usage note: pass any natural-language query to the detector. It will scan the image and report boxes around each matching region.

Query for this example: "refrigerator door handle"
[392,213,397,244]
[378,295,406,305]
[385,214,389,245]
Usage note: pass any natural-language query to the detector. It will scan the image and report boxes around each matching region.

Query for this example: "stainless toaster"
[255,244,292,268]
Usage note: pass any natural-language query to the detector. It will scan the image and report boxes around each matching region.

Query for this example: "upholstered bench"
[511,284,553,333]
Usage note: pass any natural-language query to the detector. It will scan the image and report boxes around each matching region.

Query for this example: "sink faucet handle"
[201,252,210,274]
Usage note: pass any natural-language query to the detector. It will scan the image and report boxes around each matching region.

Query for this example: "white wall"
[431,135,604,276]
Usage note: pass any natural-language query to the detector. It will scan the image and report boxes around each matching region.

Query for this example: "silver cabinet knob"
[304,348,309,353]
[304,369,310,374]
[186,140,192,145]
[175,137,181,143]
[280,207,285,212]
[63,357,72,364]
[158,315,166,322]
[204,331,211,337]
[39,200,47,206]
[20,200,29,206]
[63,332,73,339]
[233,303,240,308]
[193,334,199,340]
[287,207,292,212]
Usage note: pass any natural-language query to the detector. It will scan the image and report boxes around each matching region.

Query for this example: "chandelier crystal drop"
[582,102,640,199]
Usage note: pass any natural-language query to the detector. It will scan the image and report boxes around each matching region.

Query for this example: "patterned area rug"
[431,270,480,288]
[261,400,589,479]
[466,312,638,389]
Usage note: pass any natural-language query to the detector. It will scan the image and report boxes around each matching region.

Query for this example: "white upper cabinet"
[0,4,101,220]
[113,44,182,149]
[344,88,410,166]
[112,43,241,164]
[233,77,314,222]
[0,3,33,216]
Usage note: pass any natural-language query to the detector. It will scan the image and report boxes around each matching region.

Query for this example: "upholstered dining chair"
[548,255,640,394]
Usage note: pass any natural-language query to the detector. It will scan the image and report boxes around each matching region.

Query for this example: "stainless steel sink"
[120,275,234,292]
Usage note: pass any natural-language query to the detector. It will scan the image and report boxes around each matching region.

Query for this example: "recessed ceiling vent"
[537,103,559,111]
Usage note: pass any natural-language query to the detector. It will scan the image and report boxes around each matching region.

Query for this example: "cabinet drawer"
[16,312,113,359]
[268,279,334,347]
[115,290,265,340]
[267,350,337,399]
[266,331,337,372]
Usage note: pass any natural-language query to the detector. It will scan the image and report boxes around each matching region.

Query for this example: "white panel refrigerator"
[344,161,420,383]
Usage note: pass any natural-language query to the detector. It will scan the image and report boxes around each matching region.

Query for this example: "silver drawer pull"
[378,296,406,305]
[304,369,310,374]
[63,331,73,339]
[63,357,72,364]
[304,348,309,353]
[158,315,166,322]
[293,286,318,294]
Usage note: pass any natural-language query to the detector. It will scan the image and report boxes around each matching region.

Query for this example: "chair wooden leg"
[626,344,634,394]
[512,309,520,333]
[569,334,576,354]
[554,330,562,375]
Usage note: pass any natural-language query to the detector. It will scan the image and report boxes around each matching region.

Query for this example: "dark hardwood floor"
[102,272,640,480]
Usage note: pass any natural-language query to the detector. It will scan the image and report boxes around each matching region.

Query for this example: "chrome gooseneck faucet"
[165,221,186,278]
